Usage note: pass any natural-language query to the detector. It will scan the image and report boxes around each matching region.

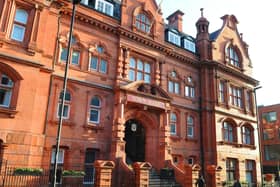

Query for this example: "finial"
[200,8,204,17]
[240,33,243,40]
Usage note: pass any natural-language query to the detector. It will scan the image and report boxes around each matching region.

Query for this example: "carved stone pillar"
[155,60,161,85]
[111,94,126,160]
[28,4,43,54]
[123,48,130,79]
[116,46,124,80]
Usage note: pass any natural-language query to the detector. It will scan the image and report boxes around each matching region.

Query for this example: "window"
[184,39,196,53]
[245,160,255,184]
[226,46,240,68]
[129,58,151,83]
[222,121,235,143]
[135,14,151,33]
[187,157,194,165]
[57,90,71,119]
[84,149,97,184]
[229,86,242,108]
[219,81,226,103]
[187,116,194,138]
[59,36,81,66]
[262,111,277,123]
[185,85,195,98]
[0,74,13,107]
[89,46,108,74]
[89,96,101,124]
[170,112,177,135]
[168,81,180,94]
[11,9,28,42]
[95,0,113,16]
[168,71,180,94]
[242,125,253,145]
[168,31,181,46]
[226,158,238,181]
[51,148,65,164]
[264,144,280,161]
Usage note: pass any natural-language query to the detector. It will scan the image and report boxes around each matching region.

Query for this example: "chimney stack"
[167,10,184,32]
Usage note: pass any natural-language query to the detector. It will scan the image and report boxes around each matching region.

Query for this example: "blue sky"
[157,0,280,106]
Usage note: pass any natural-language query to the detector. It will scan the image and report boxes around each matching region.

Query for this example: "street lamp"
[52,0,81,186]
[253,86,263,186]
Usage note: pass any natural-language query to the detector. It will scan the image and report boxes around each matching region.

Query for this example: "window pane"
[60,48,68,62]
[71,51,80,65]
[185,86,189,97]
[170,124,176,134]
[137,72,143,81]
[59,91,71,101]
[0,89,11,107]
[137,60,143,71]
[170,113,176,121]
[105,4,113,16]
[168,81,174,92]
[11,24,25,41]
[15,9,28,24]
[97,1,104,11]
[144,63,150,73]
[129,58,136,68]
[100,60,107,73]
[90,109,99,123]
[1,75,13,86]
[51,149,64,164]
[174,83,179,94]
[187,126,193,137]
[144,74,150,83]
[90,57,98,70]
[129,70,135,81]
[58,104,69,118]
[91,97,100,106]
[97,46,104,53]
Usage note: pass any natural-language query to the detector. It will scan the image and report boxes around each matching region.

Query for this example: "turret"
[196,8,210,61]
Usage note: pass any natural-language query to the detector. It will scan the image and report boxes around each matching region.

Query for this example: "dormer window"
[95,0,113,16]
[168,31,181,46]
[135,14,151,33]
[226,46,240,68]
[184,38,196,53]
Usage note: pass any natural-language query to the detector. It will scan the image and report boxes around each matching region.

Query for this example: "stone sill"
[0,107,18,118]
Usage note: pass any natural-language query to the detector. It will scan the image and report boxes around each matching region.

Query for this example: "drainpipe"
[43,11,61,135]
[198,65,205,177]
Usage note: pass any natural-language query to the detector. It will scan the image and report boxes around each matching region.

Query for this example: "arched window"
[11,9,28,42]
[170,112,177,135]
[168,71,180,94]
[89,96,101,124]
[0,74,13,107]
[135,13,151,33]
[222,121,236,143]
[226,46,240,68]
[242,125,254,145]
[57,90,71,119]
[187,116,194,138]
[60,36,82,66]
[89,45,108,74]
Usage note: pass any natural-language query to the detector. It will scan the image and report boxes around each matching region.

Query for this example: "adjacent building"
[259,104,280,180]
[0,0,261,186]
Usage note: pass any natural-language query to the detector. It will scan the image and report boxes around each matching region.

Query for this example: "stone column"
[123,48,130,79]
[191,164,201,187]
[94,160,115,187]
[133,162,152,187]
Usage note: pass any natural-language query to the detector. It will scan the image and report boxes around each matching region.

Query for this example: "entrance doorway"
[124,119,145,164]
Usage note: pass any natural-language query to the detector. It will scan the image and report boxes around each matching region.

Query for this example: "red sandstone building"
[0,0,261,186]
[259,104,280,180]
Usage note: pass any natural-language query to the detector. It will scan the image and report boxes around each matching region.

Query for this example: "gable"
[121,81,172,101]
[211,15,253,76]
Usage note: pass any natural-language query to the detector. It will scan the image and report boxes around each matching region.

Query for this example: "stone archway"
[124,119,145,165]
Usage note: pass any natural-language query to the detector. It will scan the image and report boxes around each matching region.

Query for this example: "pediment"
[121,81,172,101]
